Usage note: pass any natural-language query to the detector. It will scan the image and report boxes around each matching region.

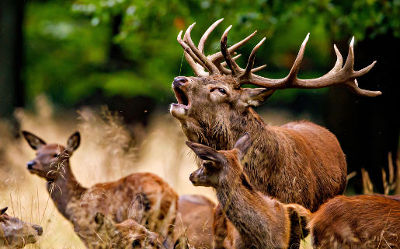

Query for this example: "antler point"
[350,36,355,47]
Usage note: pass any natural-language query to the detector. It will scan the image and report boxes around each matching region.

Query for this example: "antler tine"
[241,37,266,80]
[184,23,219,74]
[209,30,257,64]
[286,33,310,83]
[220,53,242,67]
[240,34,382,97]
[220,25,242,76]
[177,31,209,76]
[252,64,267,73]
[343,37,355,72]
[198,18,224,53]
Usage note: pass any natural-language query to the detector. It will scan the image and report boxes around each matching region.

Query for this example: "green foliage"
[24,0,399,106]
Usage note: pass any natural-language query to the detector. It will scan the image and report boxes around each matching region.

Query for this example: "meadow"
[0,96,314,248]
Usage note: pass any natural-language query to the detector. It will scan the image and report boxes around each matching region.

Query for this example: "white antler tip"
[302,33,310,45]
[350,36,355,46]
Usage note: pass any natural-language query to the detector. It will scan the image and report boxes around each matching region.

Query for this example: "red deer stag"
[171,19,381,247]
[0,207,43,248]
[187,134,311,249]
[22,131,178,248]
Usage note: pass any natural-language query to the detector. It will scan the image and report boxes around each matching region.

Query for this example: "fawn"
[186,134,310,249]
[170,19,381,247]
[22,131,178,248]
[0,207,43,248]
[93,212,165,248]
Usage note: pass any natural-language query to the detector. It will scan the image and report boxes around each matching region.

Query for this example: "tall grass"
[0,96,305,248]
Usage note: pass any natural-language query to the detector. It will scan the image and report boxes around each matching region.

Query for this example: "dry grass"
[0,96,314,248]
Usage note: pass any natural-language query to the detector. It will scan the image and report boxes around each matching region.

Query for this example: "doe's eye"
[53,153,59,158]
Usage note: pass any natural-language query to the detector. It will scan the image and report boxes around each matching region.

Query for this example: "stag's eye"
[210,88,227,95]
[53,153,59,158]
[218,88,227,94]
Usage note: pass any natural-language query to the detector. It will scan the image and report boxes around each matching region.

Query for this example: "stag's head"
[22,131,80,181]
[0,207,43,248]
[171,19,381,144]
[186,133,252,188]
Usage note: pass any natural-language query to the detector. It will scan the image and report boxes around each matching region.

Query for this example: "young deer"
[186,134,310,249]
[0,207,43,248]
[171,19,380,247]
[310,195,400,249]
[22,131,178,248]
[93,212,165,249]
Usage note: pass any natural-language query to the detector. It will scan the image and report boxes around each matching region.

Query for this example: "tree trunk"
[0,0,25,118]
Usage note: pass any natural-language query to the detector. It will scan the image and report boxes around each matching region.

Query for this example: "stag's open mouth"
[173,86,190,108]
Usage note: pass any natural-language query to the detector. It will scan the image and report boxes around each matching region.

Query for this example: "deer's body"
[22,131,178,249]
[310,195,400,249]
[186,135,310,249]
[174,195,215,248]
[52,170,177,248]
[0,207,43,249]
[168,19,384,248]
[193,108,347,211]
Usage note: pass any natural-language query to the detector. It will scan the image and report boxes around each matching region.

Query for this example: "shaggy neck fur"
[46,161,86,220]
[215,164,289,249]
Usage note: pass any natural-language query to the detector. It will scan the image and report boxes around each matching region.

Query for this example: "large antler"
[177,20,381,97]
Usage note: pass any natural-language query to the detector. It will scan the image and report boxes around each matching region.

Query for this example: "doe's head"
[22,131,80,181]
[0,207,43,248]
[186,133,251,187]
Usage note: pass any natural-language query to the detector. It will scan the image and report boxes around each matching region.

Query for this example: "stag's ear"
[66,132,80,152]
[0,207,8,215]
[234,133,252,160]
[186,141,225,163]
[240,88,275,107]
[22,131,46,150]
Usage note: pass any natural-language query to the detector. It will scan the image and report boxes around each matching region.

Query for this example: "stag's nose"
[33,225,43,236]
[173,76,188,87]
[27,161,36,170]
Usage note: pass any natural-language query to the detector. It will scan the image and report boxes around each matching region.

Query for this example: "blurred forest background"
[1,0,399,192]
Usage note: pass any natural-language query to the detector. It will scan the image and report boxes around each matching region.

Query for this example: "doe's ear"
[0,207,8,215]
[22,131,46,150]
[240,88,275,107]
[234,133,252,160]
[67,132,80,152]
[186,141,225,163]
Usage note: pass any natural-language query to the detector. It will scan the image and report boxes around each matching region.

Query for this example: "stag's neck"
[47,163,86,220]
[201,107,271,150]
[215,172,287,248]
